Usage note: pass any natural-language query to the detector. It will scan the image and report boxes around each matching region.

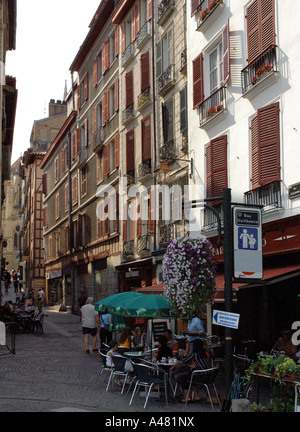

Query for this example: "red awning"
[134,283,165,295]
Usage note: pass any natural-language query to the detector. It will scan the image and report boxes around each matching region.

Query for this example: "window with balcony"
[156,28,174,95]
[104,133,119,176]
[81,167,87,197]
[193,21,230,127]
[242,0,277,95]
[138,51,151,110]
[192,0,224,31]
[123,70,134,124]
[139,116,151,179]
[160,98,174,160]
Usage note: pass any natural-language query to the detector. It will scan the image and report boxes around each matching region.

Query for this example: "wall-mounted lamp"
[158,158,194,183]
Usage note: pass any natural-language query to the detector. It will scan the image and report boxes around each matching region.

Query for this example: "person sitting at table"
[2,302,12,323]
[132,326,146,348]
[169,338,213,403]
[25,300,35,315]
[31,306,48,333]
[119,327,132,348]
[106,340,119,367]
[153,335,172,362]
[272,329,297,360]
[164,329,180,357]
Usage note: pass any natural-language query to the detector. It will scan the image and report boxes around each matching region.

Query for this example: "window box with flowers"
[251,63,273,86]
[197,0,224,32]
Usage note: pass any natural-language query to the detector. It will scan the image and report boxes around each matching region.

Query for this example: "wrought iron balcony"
[138,160,151,180]
[93,127,104,153]
[196,0,224,31]
[137,235,150,254]
[199,86,227,128]
[78,147,88,168]
[180,48,187,74]
[159,224,173,246]
[138,87,151,111]
[122,104,135,125]
[123,240,134,256]
[241,45,279,94]
[158,0,175,25]
[244,180,282,212]
[202,202,224,232]
[136,21,151,49]
[157,64,175,95]
[122,42,134,67]
[159,140,176,161]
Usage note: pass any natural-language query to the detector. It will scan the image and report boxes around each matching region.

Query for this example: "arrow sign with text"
[213,310,240,329]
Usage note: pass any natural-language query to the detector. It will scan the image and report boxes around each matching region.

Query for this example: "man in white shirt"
[81,297,100,353]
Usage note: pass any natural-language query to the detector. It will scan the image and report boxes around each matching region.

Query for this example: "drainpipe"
[151,0,157,262]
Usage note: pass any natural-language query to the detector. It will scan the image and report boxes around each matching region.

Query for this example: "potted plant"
[206,106,217,117]
[274,357,300,380]
[200,8,208,21]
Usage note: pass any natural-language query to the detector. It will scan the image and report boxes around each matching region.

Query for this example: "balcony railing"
[122,42,134,67]
[123,240,134,256]
[199,86,227,127]
[241,45,278,94]
[136,21,151,49]
[138,160,151,180]
[122,104,134,125]
[196,0,224,30]
[244,180,282,211]
[138,87,151,111]
[159,139,176,161]
[78,147,87,168]
[202,202,224,232]
[137,235,150,254]
[158,0,175,25]
[93,127,104,153]
[157,64,175,95]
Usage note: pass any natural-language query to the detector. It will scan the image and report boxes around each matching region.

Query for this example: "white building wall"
[187,0,300,234]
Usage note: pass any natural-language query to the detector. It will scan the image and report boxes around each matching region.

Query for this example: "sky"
[6,0,101,164]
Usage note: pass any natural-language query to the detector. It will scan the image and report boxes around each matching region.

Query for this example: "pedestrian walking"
[80,297,100,353]
[78,291,87,322]
[37,288,44,306]
[99,308,112,348]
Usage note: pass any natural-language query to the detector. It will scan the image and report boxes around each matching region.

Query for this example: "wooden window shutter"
[180,86,187,132]
[135,2,140,39]
[65,183,68,211]
[123,219,127,242]
[222,20,230,84]
[93,57,98,87]
[104,143,109,175]
[115,77,119,112]
[147,0,152,20]
[103,90,109,124]
[141,51,150,91]
[115,133,119,168]
[101,43,106,73]
[206,135,228,200]
[77,83,81,109]
[121,23,126,53]
[126,70,134,107]
[55,157,59,182]
[193,53,204,109]
[42,173,47,195]
[142,116,151,162]
[84,119,88,147]
[126,130,135,172]
[62,147,65,171]
[191,0,201,16]
[156,40,162,78]
[247,0,275,63]
[251,102,280,188]
[132,7,136,41]
[105,38,110,71]
[93,106,97,134]
[84,73,88,101]
[115,25,119,57]
[76,127,81,153]
[148,194,154,234]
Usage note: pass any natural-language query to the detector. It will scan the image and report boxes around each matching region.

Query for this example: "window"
[71,133,77,160]
[43,206,48,227]
[109,84,115,118]
[78,73,88,108]
[205,135,228,199]
[109,140,116,173]
[125,70,134,107]
[55,231,60,257]
[141,51,150,91]
[97,151,104,183]
[104,134,119,175]
[209,42,223,94]
[48,236,53,260]
[162,98,173,144]
[62,146,66,171]
[156,28,173,77]
[110,32,116,64]
[250,102,280,189]
[72,175,78,204]
[55,193,60,219]
[126,130,135,174]
[180,86,188,132]
[55,156,59,182]
[81,167,87,196]
[80,119,88,148]
[142,116,151,162]
[93,50,102,86]
[65,184,68,212]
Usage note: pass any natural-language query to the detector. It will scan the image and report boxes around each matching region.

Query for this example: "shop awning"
[134,283,165,295]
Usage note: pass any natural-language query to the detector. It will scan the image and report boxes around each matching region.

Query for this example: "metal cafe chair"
[106,354,131,394]
[185,367,221,410]
[96,349,111,384]
[129,362,168,409]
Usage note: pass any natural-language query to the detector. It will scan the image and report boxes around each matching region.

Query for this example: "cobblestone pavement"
[0,288,228,413]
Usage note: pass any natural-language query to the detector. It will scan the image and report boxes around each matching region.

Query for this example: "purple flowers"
[162,237,217,317]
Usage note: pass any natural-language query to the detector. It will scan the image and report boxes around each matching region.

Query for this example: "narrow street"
[0,288,227,413]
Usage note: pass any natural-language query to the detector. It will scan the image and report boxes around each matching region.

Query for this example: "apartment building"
[0,0,17,276]
[21,100,67,297]
[188,0,300,348]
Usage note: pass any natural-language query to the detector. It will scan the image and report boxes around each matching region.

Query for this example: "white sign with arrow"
[213,310,240,330]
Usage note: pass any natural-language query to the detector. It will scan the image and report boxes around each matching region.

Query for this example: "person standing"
[78,292,87,322]
[186,309,206,353]
[99,308,112,348]
[81,297,100,353]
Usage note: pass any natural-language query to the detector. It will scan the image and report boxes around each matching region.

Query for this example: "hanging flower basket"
[162,237,217,317]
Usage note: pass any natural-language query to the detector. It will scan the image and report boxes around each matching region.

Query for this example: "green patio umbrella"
[94,291,172,318]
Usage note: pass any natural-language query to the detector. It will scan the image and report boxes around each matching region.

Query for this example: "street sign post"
[213,310,240,330]
[233,207,263,280]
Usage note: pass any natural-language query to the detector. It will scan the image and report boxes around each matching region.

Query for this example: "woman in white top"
[106,340,118,367]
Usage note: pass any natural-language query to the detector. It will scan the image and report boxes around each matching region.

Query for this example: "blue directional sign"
[213,310,240,330]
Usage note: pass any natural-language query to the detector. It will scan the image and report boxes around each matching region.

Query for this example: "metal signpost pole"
[223,188,234,392]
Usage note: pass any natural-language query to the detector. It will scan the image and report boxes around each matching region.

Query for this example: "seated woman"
[154,335,172,361]
[132,326,146,348]
[119,327,132,348]
[169,338,213,403]
[106,340,119,368]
